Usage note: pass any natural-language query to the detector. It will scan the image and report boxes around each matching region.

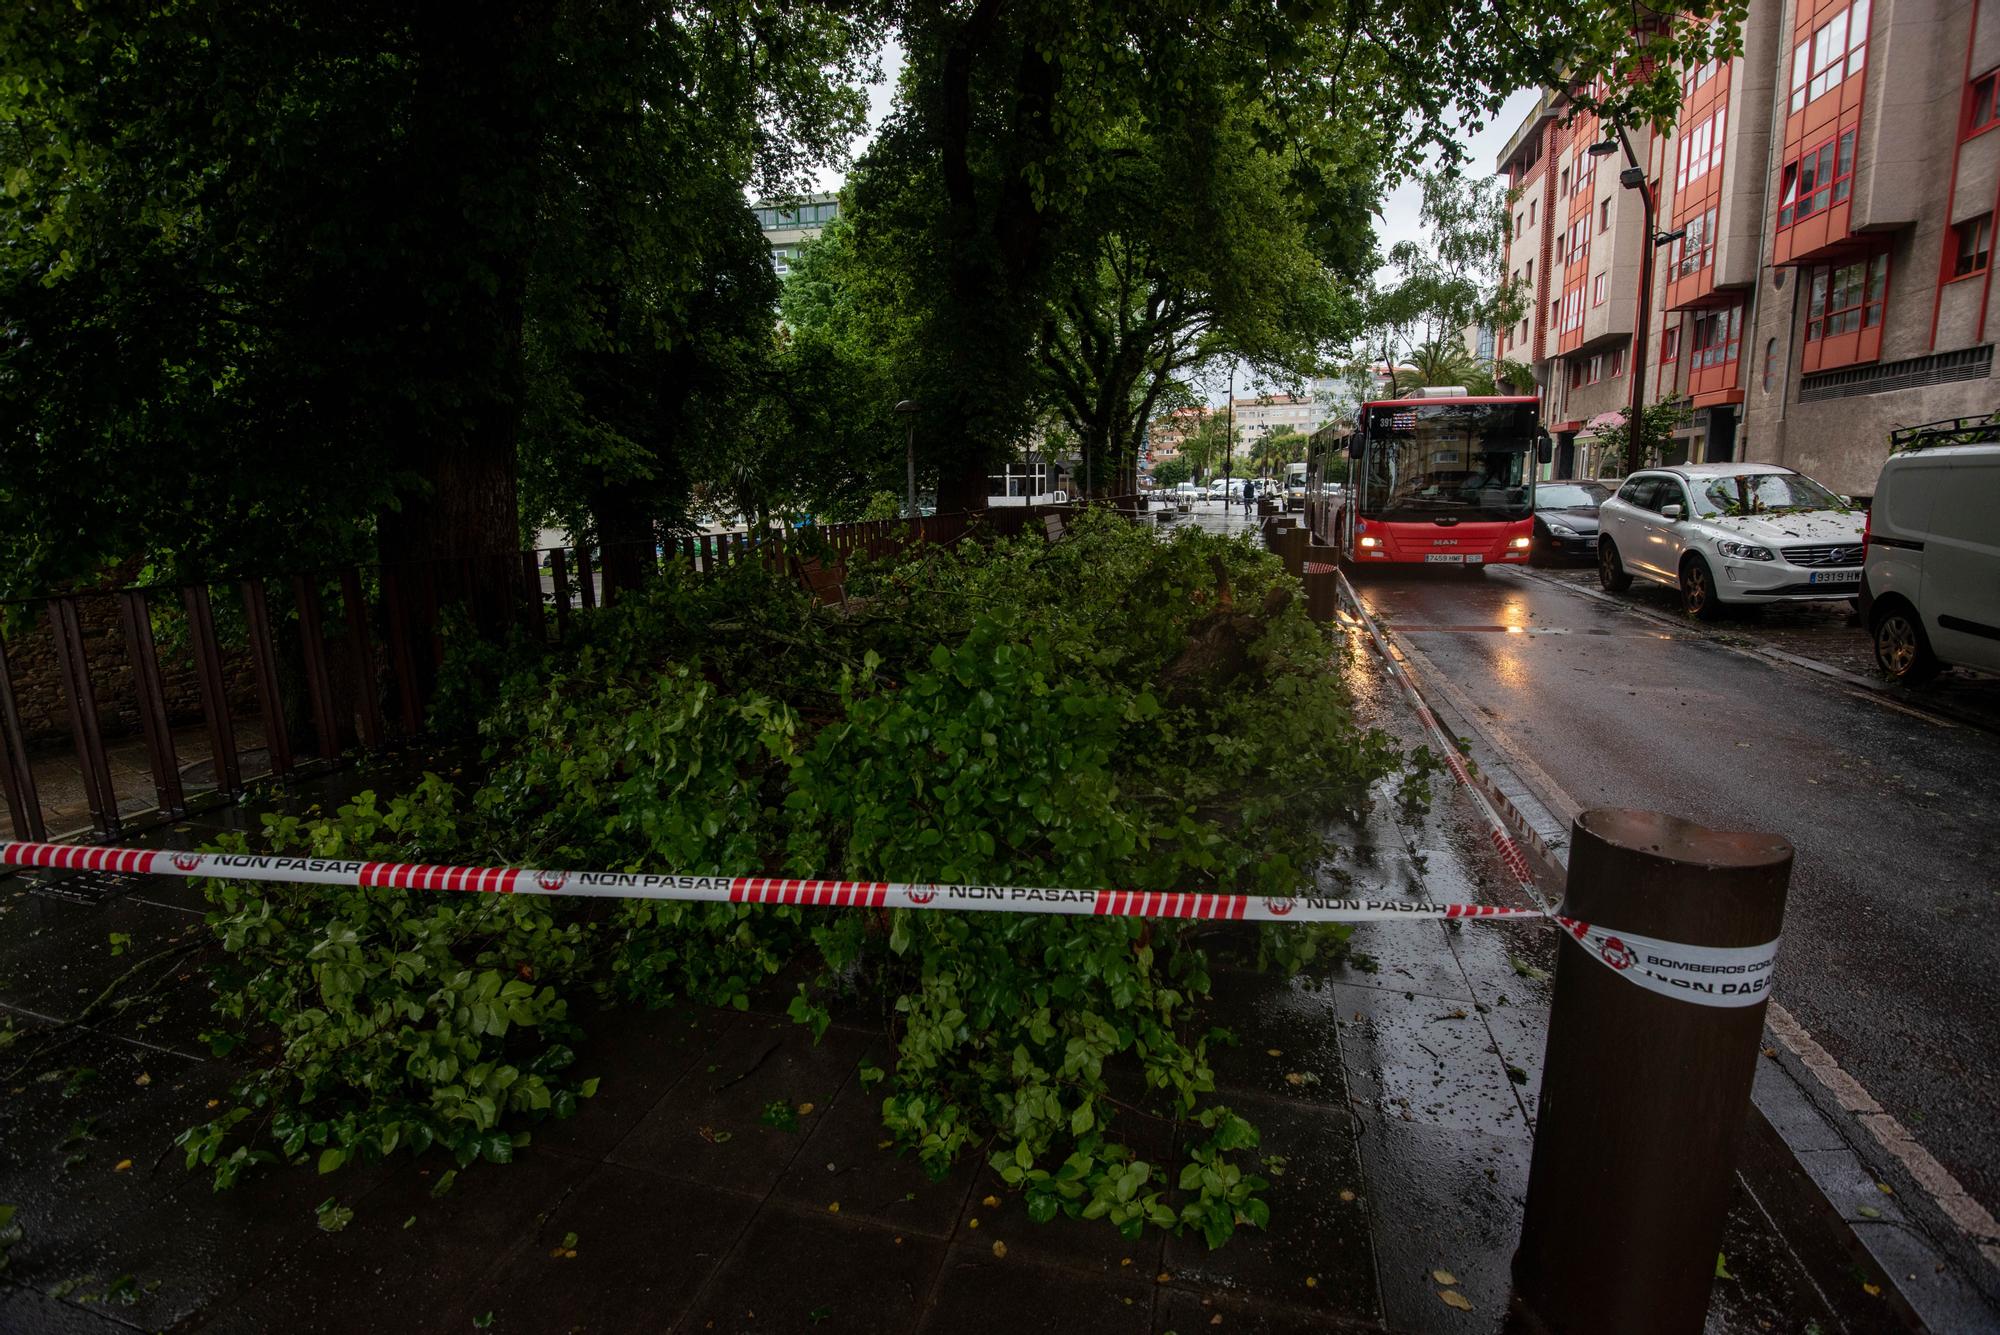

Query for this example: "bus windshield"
[1355,403,1536,522]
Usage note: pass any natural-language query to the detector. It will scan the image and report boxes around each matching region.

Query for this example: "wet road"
[1349,563,2000,1221]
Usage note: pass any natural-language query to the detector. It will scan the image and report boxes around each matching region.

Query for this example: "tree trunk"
[593,487,655,597]
[375,0,548,631]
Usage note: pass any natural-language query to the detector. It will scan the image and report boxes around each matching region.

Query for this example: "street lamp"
[1598,126,1658,467]
[894,399,918,518]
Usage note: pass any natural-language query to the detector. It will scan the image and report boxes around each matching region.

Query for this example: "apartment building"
[1498,0,2000,494]
[1231,393,1323,446]
[752,192,839,277]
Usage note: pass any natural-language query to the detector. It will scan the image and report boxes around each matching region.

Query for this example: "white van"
[1862,426,2000,684]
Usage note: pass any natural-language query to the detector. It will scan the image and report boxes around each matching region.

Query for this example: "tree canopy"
[1,0,1747,589]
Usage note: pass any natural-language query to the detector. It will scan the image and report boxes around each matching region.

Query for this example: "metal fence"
[0,503,1155,843]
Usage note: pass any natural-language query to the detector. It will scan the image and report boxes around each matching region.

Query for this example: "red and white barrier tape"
[0,841,1539,926]
[0,841,1777,1005]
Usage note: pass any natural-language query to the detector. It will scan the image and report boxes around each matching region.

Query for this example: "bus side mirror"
[1537,433,1554,466]
[1346,438,1364,460]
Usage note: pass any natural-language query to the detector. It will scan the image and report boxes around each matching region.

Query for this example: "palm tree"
[1407,336,1478,388]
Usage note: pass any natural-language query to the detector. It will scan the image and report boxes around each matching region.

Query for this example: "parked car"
[1595,463,1864,619]
[1530,480,1613,563]
[1861,431,2000,684]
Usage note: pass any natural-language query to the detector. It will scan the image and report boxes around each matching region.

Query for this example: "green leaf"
[317,1147,346,1175]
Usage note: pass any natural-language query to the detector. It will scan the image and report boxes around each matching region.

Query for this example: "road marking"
[1368,601,2000,1275]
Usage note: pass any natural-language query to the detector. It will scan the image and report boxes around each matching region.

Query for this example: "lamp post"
[894,399,918,518]
[1590,130,1684,471]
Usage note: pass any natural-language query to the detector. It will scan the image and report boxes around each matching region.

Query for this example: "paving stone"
[1330,918,1475,1003]
[41,1145,393,1334]
[0,1281,135,1334]
[0,1031,237,1265]
[1353,1119,1527,1335]
[1153,1286,1381,1334]
[1161,1092,1378,1323]
[773,1042,978,1238]
[680,1205,945,1335]
[1706,1188,1840,1335]
[448,1162,759,1334]
[919,1246,1152,1334]
[189,1152,572,1334]
[534,1003,735,1162]
[1328,982,1529,1137]
[1200,970,1353,1108]
[608,1014,870,1196]
[0,893,209,1026]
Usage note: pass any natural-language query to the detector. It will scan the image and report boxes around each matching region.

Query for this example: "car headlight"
[1717,540,1775,561]
[1546,522,1580,538]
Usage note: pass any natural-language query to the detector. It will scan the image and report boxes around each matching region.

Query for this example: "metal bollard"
[1513,809,1793,1335]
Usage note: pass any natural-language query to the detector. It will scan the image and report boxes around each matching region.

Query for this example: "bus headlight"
[1508,536,1533,550]
[1358,536,1381,548]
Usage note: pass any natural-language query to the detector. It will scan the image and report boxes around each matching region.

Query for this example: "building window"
[1568,360,1585,389]
[1670,207,1719,279]
[1551,298,1562,326]
[1526,259,1534,286]
[1600,199,1611,232]
[1529,200,1537,227]
[1953,215,1992,278]
[1593,274,1607,306]
[1561,167,1571,195]
[1791,0,1869,113]
[1691,304,1743,368]
[1684,55,1719,95]
[1661,326,1681,363]
[1762,338,1778,392]
[1586,353,1605,383]
[1610,346,1626,378]
[1675,106,1727,191]
[1970,71,2000,136]
[1777,129,1856,229]
[1805,253,1889,341]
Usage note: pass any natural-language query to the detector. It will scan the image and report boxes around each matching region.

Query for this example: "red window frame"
[1951,214,1992,280]
[1660,326,1681,363]
[1670,207,1719,279]
[1777,129,1856,230]
[1610,346,1626,378]
[1805,253,1889,342]
[1690,304,1742,369]
[1790,0,1870,113]
[1967,70,2000,139]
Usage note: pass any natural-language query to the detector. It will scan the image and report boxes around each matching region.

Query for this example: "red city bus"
[1306,392,1551,568]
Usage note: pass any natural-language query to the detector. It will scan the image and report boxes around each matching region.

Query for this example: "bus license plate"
[1807,569,1860,585]
[1425,554,1464,565]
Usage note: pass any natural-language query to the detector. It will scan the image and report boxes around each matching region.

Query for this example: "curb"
[1359,597,2000,1332]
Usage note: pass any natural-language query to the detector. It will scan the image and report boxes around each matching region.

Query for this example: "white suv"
[1596,463,1864,619]
[1862,430,2000,683]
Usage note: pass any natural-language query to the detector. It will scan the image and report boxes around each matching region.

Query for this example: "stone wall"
[5,593,265,749]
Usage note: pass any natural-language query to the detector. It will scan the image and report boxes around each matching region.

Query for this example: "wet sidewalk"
[0,606,1865,1334]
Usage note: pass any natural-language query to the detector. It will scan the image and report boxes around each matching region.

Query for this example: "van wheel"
[1680,555,1724,620]
[1597,538,1632,592]
[1872,602,1941,685]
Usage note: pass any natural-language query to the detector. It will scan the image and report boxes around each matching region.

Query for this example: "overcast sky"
[807,53,1542,405]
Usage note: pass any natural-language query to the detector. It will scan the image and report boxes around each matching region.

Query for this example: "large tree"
[838,0,1741,511]
[0,1,879,597]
